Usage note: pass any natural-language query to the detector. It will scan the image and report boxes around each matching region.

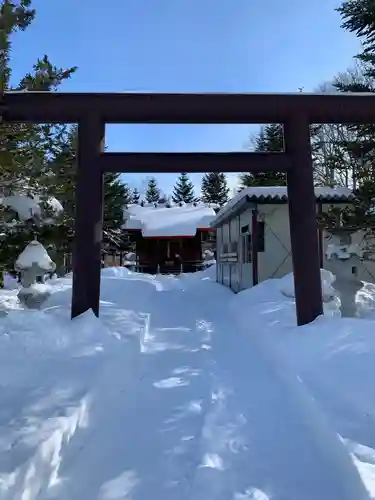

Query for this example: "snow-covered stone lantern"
[325,233,363,318]
[14,239,56,309]
[318,204,366,317]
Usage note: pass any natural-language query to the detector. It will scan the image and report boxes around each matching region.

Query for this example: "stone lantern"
[14,239,56,309]
[325,231,363,318]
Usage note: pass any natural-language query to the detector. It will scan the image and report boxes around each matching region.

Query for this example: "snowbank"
[2,272,19,290]
[229,272,375,498]
[278,268,336,302]
[101,266,132,278]
[1,265,375,499]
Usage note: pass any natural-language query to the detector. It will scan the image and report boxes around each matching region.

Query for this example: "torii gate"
[3,91,375,325]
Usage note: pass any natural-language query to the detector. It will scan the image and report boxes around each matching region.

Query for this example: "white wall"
[257,205,292,282]
[257,203,375,285]
[216,202,375,293]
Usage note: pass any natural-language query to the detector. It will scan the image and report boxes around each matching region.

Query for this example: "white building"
[210,186,375,292]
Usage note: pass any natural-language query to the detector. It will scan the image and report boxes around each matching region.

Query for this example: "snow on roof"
[15,240,56,272]
[122,203,216,237]
[0,194,63,221]
[211,186,354,226]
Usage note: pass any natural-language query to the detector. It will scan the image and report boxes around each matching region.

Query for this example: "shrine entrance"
[4,91,375,325]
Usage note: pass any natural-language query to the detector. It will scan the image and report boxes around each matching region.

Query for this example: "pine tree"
[321,0,375,233]
[200,172,229,205]
[103,174,132,230]
[14,128,130,274]
[240,124,287,188]
[0,0,77,282]
[337,0,375,78]
[172,173,197,203]
[49,128,131,232]
[145,178,160,203]
[131,188,140,204]
[0,1,77,194]
[320,0,375,236]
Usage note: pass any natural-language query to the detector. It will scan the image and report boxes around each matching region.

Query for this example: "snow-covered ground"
[1,265,375,499]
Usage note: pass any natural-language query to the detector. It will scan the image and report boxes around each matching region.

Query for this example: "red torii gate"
[3,91,375,326]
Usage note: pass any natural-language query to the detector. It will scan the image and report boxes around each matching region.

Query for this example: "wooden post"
[284,117,323,326]
[71,117,105,318]
[251,209,259,286]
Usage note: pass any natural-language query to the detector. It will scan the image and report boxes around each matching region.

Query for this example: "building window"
[241,224,249,235]
[242,234,252,263]
[201,231,216,242]
[222,242,229,254]
[258,221,265,252]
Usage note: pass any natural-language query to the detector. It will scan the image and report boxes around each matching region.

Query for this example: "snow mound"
[278,269,336,302]
[2,272,19,290]
[179,262,217,282]
[1,265,375,499]
[356,281,375,317]
[101,266,133,278]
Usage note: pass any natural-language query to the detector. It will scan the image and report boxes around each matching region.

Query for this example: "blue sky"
[11,0,360,195]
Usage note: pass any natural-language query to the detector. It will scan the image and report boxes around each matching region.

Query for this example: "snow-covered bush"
[0,193,64,286]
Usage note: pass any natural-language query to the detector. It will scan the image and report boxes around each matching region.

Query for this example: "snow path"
[46,281,213,500]
[0,273,371,500]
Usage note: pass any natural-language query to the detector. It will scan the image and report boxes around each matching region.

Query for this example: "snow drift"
[0,266,374,499]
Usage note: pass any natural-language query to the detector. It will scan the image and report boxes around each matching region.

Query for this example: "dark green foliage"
[0,0,77,282]
[131,188,140,204]
[0,1,77,191]
[239,124,287,188]
[318,0,375,233]
[104,174,132,229]
[200,172,229,205]
[337,0,375,75]
[145,178,160,203]
[172,173,197,204]
[47,127,131,237]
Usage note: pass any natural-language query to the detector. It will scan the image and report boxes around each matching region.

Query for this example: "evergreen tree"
[131,187,140,204]
[0,0,77,282]
[0,1,76,193]
[318,0,375,234]
[337,0,375,79]
[200,172,229,205]
[103,174,132,229]
[49,128,131,233]
[172,173,197,203]
[240,124,287,188]
[145,177,160,203]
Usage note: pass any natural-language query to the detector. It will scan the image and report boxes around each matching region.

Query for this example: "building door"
[169,239,181,260]
[239,221,253,290]
[156,239,168,265]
